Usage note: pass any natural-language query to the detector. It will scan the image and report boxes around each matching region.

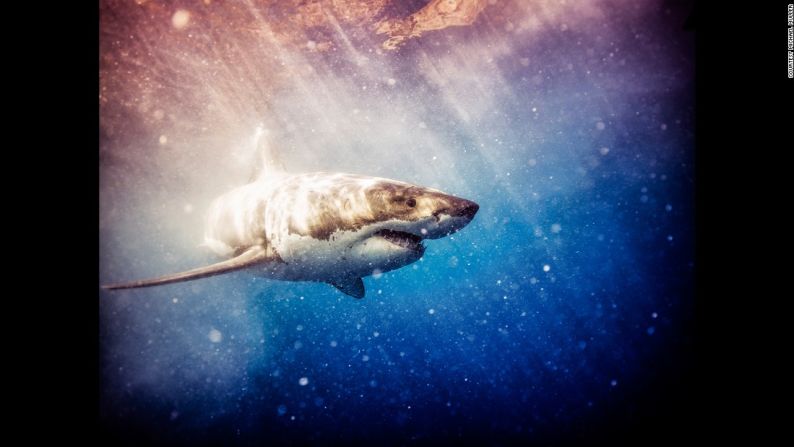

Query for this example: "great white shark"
[102,134,479,298]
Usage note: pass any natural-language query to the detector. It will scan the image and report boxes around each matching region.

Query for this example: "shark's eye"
[406,198,416,208]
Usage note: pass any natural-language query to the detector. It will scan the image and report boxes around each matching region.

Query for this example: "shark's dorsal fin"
[329,277,365,299]
[248,126,286,182]
[101,246,274,290]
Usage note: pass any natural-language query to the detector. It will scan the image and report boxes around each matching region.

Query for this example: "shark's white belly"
[241,236,385,282]
[249,222,422,282]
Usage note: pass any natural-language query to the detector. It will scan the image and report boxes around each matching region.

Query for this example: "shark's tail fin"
[248,126,286,182]
[101,246,273,291]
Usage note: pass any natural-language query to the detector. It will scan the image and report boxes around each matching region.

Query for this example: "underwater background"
[99,0,695,445]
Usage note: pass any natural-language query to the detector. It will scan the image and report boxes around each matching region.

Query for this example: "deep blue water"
[100,1,694,445]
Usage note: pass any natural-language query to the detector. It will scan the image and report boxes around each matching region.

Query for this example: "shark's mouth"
[375,229,424,252]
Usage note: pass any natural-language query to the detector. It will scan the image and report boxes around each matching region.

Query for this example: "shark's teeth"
[374,229,423,251]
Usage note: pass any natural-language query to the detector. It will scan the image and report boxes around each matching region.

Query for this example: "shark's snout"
[421,196,479,239]
[432,198,479,221]
[453,200,479,220]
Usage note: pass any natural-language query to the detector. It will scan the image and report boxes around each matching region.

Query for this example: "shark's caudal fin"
[329,277,365,299]
[101,246,273,291]
[248,126,286,182]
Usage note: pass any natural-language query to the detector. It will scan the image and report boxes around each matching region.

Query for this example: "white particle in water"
[299,377,309,386]
[610,379,618,387]
[600,147,610,155]
[159,135,167,145]
[596,121,605,130]
[543,264,551,272]
[208,329,222,343]
[550,223,562,233]
[172,10,191,30]
[330,340,338,347]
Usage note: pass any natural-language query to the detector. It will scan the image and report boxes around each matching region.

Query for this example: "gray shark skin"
[102,147,478,298]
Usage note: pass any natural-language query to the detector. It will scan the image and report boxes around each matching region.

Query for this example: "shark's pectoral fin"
[102,246,274,291]
[328,277,365,299]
